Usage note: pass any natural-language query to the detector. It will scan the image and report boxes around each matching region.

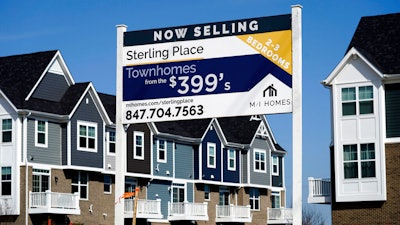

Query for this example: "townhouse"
[0,50,292,225]
[308,13,400,224]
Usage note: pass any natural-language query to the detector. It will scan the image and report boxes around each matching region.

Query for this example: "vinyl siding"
[201,128,221,181]
[26,119,61,165]
[70,93,104,168]
[147,179,171,220]
[385,83,400,138]
[222,148,240,183]
[249,138,270,186]
[152,138,173,177]
[126,123,151,174]
[175,143,194,179]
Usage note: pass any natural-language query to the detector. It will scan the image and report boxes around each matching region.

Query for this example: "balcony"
[168,202,208,221]
[215,204,252,223]
[124,199,163,219]
[267,208,293,224]
[29,191,80,215]
[308,177,331,204]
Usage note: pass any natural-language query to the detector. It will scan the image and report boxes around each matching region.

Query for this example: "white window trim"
[107,131,116,155]
[204,184,210,201]
[228,149,236,171]
[72,172,89,200]
[35,120,48,148]
[157,139,167,163]
[77,121,97,152]
[207,142,216,168]
[253,149,267,173]
[133,131,144,160]
[272,155,279,176]
[1,118,12,144]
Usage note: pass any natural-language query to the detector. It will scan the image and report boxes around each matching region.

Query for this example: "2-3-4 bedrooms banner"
[121,14,292,123]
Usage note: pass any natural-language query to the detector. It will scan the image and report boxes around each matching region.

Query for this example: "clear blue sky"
[1,0,400,223]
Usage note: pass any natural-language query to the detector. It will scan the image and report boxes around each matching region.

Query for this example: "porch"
[168,202,208,221]
[124,198,163,219]
[215,204,252,223]
[267,208,293,224]
[29,191,80,215]
[308,177,331,204]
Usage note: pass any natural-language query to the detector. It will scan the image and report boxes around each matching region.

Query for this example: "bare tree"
[303,205,326,225]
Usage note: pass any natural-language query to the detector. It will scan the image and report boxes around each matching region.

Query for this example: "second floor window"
[228,149,236,170]
[207,143,216,168]
[157,139,166,162]
[1,167,11,196]
[272,155,279,175]
[2,119,12,143]
[343,143,376,179]
[342,85,373,116]
[108,131,116,154]
[254,149,266,173]
[35,120,48,147]
[78,121,97,152]
[134,131,144,160]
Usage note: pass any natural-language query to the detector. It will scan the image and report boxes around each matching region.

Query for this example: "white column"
[291,5,303,225]
[115,24,127,225]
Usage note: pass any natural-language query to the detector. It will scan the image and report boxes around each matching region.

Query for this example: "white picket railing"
[124,198,162,219]
[168,201,208,221]
[215,204,252,223]
[267,208,293,224]
[308,177,331,204]
[29,191,80,214]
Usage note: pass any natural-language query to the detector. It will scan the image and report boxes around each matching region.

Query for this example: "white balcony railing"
[124,198,163,219]
[308,177,331,204]
[168,202,208,221]
[215,204,252,223]
[267,208,293,224]
[29,191,80,215]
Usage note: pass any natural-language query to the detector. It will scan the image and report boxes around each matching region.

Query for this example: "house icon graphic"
[263,84,277,97]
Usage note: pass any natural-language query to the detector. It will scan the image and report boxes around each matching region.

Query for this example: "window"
[172,183,185,203]
[78,121,97,152]
[254,149,266,173]
[2,119,12,143]
[228,149,236,170]
[104,175,112,194]
[207,143,216,168]
[342,86,373,116]
[219,187,229,206]
[32,169,49,192]
[204,184,210,201]
[125,177,137,199]
[35,120,48,147]
[343,143,376,179]
[1,167,11,195]
[133,131,144,160]
[72,172,88,200]
[108,131,116,154]
[272,155,279,175]
[157,139,167,162]
[271,191,281,208]
[249,188,260,210]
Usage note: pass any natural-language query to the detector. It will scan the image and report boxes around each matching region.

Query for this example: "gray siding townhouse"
[0,50,292,225]
[308,13,400,224]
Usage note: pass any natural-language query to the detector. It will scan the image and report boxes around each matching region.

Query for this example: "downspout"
[21,111,31,225]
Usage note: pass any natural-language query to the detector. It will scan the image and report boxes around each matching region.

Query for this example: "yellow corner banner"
[237,30,292,75]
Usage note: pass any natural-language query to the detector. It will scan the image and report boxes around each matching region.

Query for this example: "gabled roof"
[217,116,260,145]
[153,118,212,141]
[346,12,400,75]
[0,50,58,108]
[98,93,116,123]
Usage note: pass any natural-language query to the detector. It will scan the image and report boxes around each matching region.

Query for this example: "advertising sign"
[122,15,292,123]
